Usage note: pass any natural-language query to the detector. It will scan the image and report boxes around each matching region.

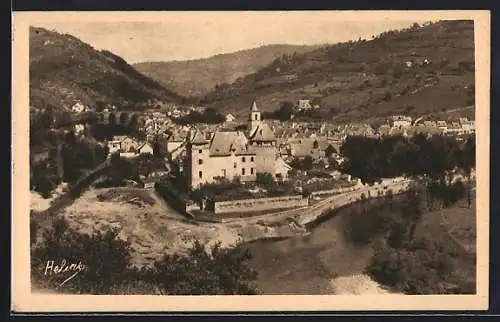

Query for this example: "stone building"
[185,101,283,188]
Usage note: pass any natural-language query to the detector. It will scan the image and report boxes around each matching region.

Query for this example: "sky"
[33,12,430,64]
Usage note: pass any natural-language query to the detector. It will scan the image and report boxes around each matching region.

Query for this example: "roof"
[407,125,441,136]
[209,131,255,156]
[137,142,153,151]
[251,100,259,112]
[249,122,276,142]
[275,156,292,172]
[190,130,209,145]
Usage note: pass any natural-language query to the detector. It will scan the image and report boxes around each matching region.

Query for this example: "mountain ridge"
[201,20,475,124]
[30,26,184,113]
[133,44,324,98]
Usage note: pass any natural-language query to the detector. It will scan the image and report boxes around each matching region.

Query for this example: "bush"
[255,172,277,188]
[31,218,259,295]
[366,235,460,294]
[31,217,133,294]
[144,240,258,295]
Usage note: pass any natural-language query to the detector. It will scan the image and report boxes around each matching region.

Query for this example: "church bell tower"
[248,100,261,137]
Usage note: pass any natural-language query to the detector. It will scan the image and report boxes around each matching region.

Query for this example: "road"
[217,178,412,227]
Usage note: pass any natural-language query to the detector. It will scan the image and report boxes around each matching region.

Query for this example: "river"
[243,197,400,295]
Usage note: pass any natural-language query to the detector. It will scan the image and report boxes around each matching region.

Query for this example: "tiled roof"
[249,122,276,142]
[191,130,209,145]
[209,131,255,156]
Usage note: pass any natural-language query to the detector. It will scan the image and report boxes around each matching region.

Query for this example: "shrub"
[31,218,259,295]
[366,235,460,294]
[144,240,258,295]
[31,217,133,294]
[255,172,277,188]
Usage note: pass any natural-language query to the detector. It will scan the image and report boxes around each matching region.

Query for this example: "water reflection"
[244,197,400,294]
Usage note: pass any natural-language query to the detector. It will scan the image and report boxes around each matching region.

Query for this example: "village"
[24,17,481,298]
[33,96,473,222]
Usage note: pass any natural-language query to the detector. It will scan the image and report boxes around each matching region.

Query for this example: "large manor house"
[185,101,290,188]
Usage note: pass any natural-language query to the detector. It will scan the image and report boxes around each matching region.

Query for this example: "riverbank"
[30,178,412,267]
[244,195,476,295]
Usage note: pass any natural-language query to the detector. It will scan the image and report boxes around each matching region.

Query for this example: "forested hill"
[202,20,475,123]
[133,44,322,98]
[30,27,184,113]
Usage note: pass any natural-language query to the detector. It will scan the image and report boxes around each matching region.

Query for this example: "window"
[222,169,226,177]
[254,114,258,120]
[234,162,237,168]
[242,168,246,176]
[199,171,203,179]
[250,156,254,162]
[250,168,254,175]
[198,159,203,165]
[242,157,246,162]
[198,149,203,153]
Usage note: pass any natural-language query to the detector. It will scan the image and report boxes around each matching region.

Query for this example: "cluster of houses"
[106,135,154,158]
[377,115,475,138]
[63,96,475,193]
[184,101,292,188]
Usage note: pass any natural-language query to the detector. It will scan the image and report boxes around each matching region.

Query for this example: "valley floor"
[30,182,476,295]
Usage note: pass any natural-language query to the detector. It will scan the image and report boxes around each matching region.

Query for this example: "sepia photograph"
[12,10,490,312]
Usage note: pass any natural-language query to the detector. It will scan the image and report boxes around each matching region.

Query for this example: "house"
[185,101,283,188]
[225,113,236,123]
[137,142,154,155]
[377,124,392,136]
[274,156,292,181]
[120,137,140,153]
[423,120,437,127]
[297,99,312,111]
[391,115,412,129]
[437,121,448,133]
[288,138,326,162]
[461,120,475,134]
[71,102,87,114]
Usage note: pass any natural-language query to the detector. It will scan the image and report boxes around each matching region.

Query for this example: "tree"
[275,101,294,121]
[291,156,314,171]
[145,240,258,295]
[256,172,277,188]
[400,185,424,241]
[31,217,133,294]
[108,153,135,185]
[325,144,338,158]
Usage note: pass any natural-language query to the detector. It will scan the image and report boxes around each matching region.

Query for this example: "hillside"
[202,20,475,123]
[133,44,322,98]
[30,27,184,112]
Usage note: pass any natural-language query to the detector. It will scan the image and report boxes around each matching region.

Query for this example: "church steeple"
[248,100,261,136]
[251,100,259,112]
